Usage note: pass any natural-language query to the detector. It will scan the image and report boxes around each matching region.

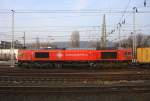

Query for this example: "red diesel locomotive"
[17,49,132,68]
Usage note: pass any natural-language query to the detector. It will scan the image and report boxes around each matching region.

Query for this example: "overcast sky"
[0,0,150,42]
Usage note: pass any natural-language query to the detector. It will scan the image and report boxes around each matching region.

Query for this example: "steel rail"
[0,85,150,94]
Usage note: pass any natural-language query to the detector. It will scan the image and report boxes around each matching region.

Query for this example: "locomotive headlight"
[18,52,23,57]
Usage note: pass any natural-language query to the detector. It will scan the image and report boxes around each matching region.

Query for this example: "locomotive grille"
[35,52,49,58]
[101,52,117,59]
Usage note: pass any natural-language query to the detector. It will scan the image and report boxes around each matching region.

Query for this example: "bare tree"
[116,33,150,48]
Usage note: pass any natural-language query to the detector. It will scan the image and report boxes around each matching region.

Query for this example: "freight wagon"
[0,49,18,61]
[137,48,150,64]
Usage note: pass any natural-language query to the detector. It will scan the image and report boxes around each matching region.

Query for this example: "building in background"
[0,40,23,49]
[70,31,80,48]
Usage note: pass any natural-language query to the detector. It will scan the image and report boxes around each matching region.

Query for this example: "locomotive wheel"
[22,63,29,68]
[42,63,52,69]
[89,63,97,69]
[58,63,63,69]
[54,63,63,69]
[17,62,22,67]
[28,63,34,69]
[33,63,41,68]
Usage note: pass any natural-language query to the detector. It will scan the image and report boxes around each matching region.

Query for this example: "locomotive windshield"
[35,52,49,58]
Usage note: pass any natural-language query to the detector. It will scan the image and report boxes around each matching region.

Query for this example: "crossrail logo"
[56,51,63,59]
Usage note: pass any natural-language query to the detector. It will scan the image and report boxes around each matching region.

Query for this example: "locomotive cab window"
[35,52,49,58]
[101,52,117,59]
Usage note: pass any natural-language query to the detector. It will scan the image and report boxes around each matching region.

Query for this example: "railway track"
[1,68,150,83]
[0,70,150,86]
[0,67,150,93]
[0,70,150,80]
[0,85,150,94]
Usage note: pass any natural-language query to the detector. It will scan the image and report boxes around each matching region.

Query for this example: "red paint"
[18,49,132,62]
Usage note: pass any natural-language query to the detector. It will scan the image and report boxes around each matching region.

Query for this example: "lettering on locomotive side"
[56,52,90,59]
[65,54,89,56]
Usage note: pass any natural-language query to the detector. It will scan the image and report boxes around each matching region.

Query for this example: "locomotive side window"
[35,52,49,58]
[101,52,117,59]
